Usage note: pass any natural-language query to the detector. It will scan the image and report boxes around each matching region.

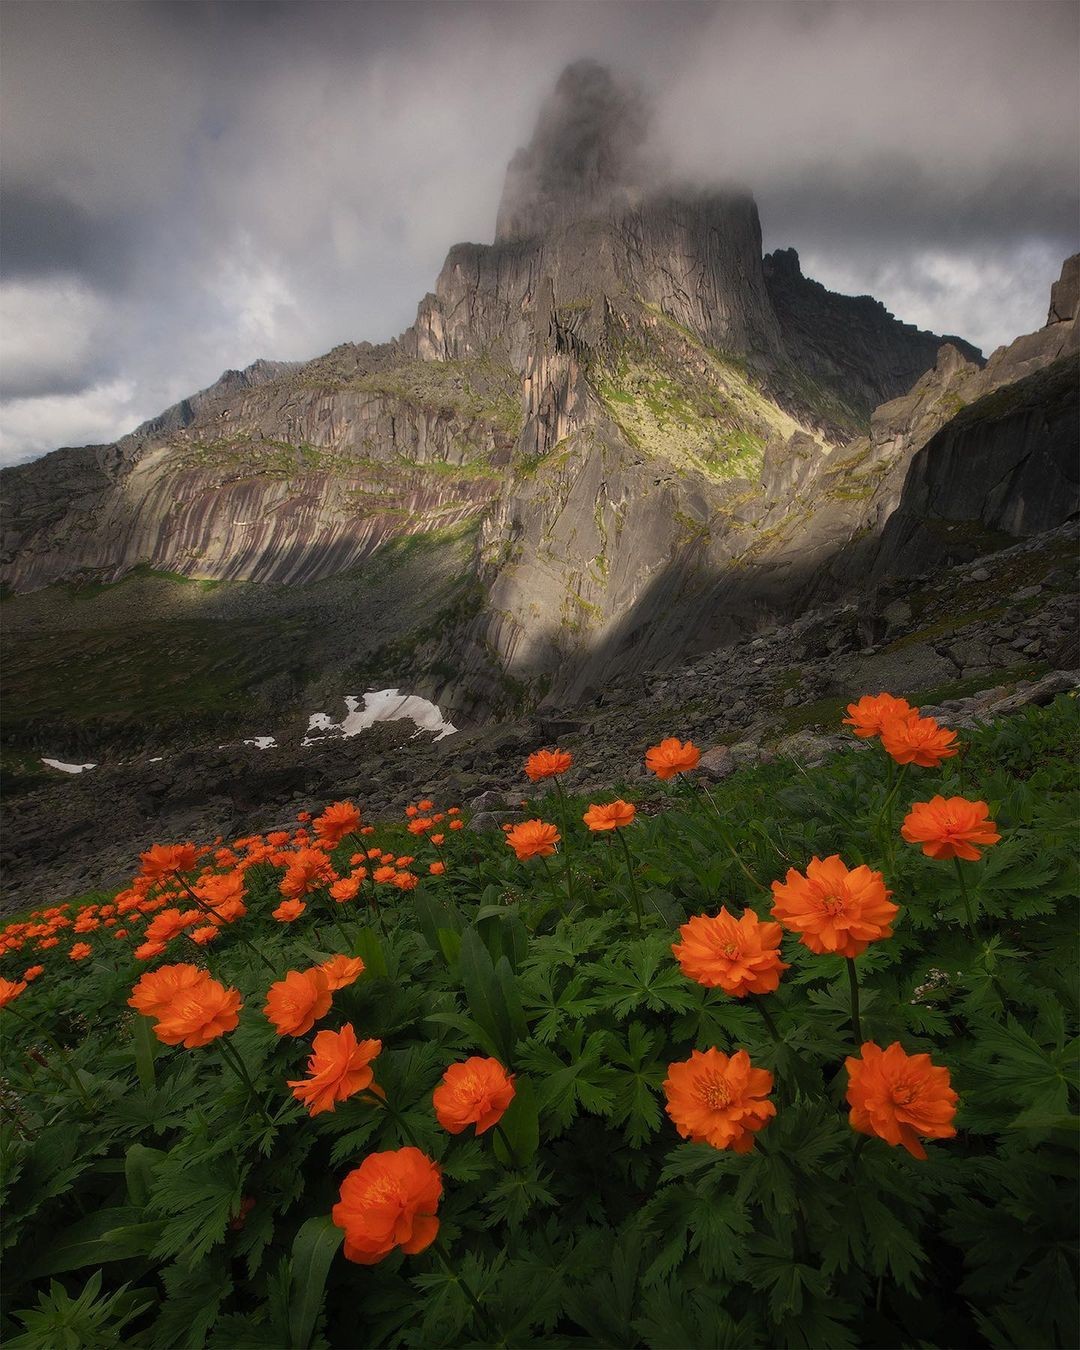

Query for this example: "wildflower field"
[1,694,1077,1349]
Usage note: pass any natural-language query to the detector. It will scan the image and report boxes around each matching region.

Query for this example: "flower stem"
[553,779,576,909]
[757,999,782,1043]
[2,1003,96,1114]
[695,781,771,896]
[846,958,863,1047]
[538,854,564,915]
[494,1122,523,1169]
[217,1037,274,1128]
[614,829,643,934]
[172,873,278,975]
[430,1237,501,1342]
[952,857,980,941]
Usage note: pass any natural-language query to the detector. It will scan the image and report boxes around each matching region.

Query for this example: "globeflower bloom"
[663,1048,775,1152]
[68,943,92,962]
[843,693,915,739]
[332,1148,442,1265]
[771,855,898,958]
[129,963,209,1020]
[880,712,959,768]
[288,1024,382,1117]
[22,966,45,983]
[0,977,27,1007]
[583,800,636,831]
[645,737,701,780]
[279,848,336,900]
[313,801,362,849]
[272,899,306,923]
[320,955,364,991]
[144,907,201,945]
[152,977,242,1048]
[432,1057,516,1135]
[524,748,573,782]
[505,819,561,861]
[264,968,332,1037]
[901,796,1001,861]
[139,842,198,882]
[845,1041,958,1159]
[672,907,789,996]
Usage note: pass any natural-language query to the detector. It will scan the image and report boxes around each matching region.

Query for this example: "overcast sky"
[1,0,1077,465]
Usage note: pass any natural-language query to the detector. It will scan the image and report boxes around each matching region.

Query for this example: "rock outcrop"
[2,65,1075,737]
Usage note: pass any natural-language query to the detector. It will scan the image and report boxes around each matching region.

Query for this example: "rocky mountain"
[1,61,1076,750]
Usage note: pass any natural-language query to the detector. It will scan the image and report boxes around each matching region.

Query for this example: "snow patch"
[303,690,457,746]
[244,737,277,750]
[42,758,97,774]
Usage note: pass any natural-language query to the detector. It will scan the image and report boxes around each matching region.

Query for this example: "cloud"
[1,0,1076,463]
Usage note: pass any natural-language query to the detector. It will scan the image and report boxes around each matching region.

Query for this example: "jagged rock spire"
[494,60,648,242]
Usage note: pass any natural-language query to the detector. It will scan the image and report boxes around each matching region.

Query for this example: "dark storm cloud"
[1,0,1076,461]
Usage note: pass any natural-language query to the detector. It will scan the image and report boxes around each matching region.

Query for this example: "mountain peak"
[494,61,649,242]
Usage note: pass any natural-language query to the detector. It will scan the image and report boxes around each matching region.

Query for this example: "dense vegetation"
[1,695,1077,1348]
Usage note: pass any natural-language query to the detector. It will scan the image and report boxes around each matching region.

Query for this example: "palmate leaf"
[586,934,699,1018]
[607,1021,665,1146]
[634,1281,761,1349]
[516,1028,620,1132]
[518,967,604,1044]
[150,1259,233,1350]
[741,1235,828,1323]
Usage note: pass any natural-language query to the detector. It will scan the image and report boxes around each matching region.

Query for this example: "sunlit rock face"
[3,63,1073,725]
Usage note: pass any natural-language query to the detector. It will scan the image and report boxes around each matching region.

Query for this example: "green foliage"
[1,697,1077,1346]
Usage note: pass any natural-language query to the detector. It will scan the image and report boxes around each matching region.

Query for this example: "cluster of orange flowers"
[1,689,1004,1272]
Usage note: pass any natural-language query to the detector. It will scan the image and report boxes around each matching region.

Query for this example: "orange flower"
[288,1023,382,1116]
[279,848,336,899]
[771,855,898,958]
[152,977,242,1048]
[139,842,198,882]
[194,871,247,924]
[190,925,220,945]
[134,940,168,961]
[405,805,418,817]
[901,796,1001,861]
[129,963,209,1020]
[0,977,27,1007]
[272,899,306,923]
[407,818,434,835]
[880,712,959,768]
[845,1041,958,1159]
[842,693,915,739]
[297,810,312,822]
[524,748,573,782]
[672,907,789,996]
[320,955,365,991]
[429,861,446,876]
[264,968,332,1036]
[418,799,435,811]
[663,1048,775,1152]
[22,965,45,983]
[430,833,445,846]
[391,871,418,891]
[432,1057,516,1135]
[313,801,362,848]
[330,877,360,903]
[373,865,396,883]
[583,800,636,831]
[332,1148,442,1265]
[144,907,201,945]
[645,737,701,780]
[449,819,464,831]
[68,942,92,961]
[505,819,561,861]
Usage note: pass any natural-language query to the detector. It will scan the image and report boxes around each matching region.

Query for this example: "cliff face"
[5,63,1072,729]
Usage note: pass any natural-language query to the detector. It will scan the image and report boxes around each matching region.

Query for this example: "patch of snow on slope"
[42,758,97,774]
[303,690,457,746]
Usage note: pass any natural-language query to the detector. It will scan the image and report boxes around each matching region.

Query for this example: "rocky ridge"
[2,518,1075,911]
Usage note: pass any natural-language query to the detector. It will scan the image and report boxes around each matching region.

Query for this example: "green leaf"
[459,925,518,1063]
[26,1206,165,1277]
[125,1143,166,1207]
[493,1074,539,1166]
[287,1215,342,1349]
[351,926,389,978]
[133,1012,158,1096]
